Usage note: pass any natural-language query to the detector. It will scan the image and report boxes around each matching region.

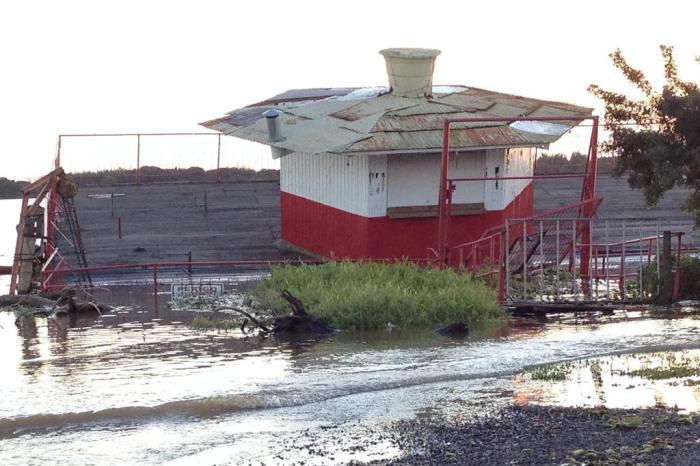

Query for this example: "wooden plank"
[387,203,486,219]
[9,194,30,294]
[21,167,63,194]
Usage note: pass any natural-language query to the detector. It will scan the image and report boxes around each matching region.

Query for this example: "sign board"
[171,282,224,301]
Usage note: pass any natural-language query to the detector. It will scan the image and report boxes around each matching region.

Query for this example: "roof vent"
[262,109,283,142]
[379,48,441,98]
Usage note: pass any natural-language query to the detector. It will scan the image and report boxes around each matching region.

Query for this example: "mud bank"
[368,405,700,465]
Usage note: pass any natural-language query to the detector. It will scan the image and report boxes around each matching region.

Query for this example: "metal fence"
[54,133,279,184]
[472,217,686,305]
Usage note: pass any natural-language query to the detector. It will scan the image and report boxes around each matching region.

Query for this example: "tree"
[588,46,700,225]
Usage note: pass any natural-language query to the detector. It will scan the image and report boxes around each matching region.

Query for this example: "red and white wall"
[280,148,535,259]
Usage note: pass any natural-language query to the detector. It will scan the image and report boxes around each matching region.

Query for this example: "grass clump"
[254,261,502,330]
[190,315,239,331]
[621,366,698,380]
[526,362,573,381]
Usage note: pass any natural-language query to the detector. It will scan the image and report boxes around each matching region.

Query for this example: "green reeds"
[254,261,502,330]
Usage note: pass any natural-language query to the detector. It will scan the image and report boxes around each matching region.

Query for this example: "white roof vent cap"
[379,48,441,98]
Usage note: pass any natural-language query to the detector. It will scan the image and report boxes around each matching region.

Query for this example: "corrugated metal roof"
[201,85,592,155]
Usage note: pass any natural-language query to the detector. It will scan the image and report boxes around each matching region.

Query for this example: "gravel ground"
[367,405,700,466]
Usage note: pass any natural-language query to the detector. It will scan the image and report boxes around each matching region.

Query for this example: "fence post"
[659,231,673,305]
[56,135,62,169]
[522,220,528,302]
[639,224,644,300]
[555,220,560,301]
[216,134,221,183]
[620,220,626,301]
[673,233,682,301]
[503,220,510,304]
[136,134,141,185]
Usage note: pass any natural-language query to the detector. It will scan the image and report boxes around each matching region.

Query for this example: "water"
[0,301,699,465]
[0,199,21,294]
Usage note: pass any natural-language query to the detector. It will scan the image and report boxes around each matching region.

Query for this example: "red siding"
[281,183,534,260]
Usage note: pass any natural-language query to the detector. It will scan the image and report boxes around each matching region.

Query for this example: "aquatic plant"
[525,362,573,381]
[190,315,239,331]
[254,261,502,330]
[621,365,698,380]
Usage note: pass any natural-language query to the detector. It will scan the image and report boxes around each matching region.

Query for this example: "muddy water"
[0,301,699,465]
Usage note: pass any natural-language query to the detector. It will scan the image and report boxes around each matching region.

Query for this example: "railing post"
[659,230,673,304]
[572,219,577,300]
[605,220,610,300]
[503,220,510,304]
[639,224,644,300]
[539,220,544,302]
[56,135,62,169]
[673,233,682,301]
[436,121,451,265]
[522,220,528,302]
[620,220,626,300]
[555,219,560,301]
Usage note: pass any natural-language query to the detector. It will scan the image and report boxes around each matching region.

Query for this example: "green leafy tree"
[588,46,700,225]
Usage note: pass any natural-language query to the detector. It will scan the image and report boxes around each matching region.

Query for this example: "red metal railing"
[436,115,600,267]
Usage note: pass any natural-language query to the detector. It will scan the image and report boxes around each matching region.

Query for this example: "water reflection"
[514,350,700,413]
[0,294,699,464]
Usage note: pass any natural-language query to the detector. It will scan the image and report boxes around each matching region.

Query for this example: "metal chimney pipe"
[263,109,283,142]
[379,48,441,98]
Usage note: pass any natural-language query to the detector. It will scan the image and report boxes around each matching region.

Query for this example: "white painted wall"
[387,151,487,209]
[483,149,504,211]
[281,151,383,217]
[279,147,534,218]
[501,147,534,209]
[367,155,388,217]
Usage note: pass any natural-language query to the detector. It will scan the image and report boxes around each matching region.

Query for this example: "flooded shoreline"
[1,294,699,464]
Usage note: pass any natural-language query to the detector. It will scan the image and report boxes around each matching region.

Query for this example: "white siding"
[502,147,534,208]
[280,152,378,217]
[279,147,534,218]
[387,151,487,208]
[368,155,388,217]
[483,149,504,210]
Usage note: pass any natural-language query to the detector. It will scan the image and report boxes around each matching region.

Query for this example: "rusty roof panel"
[343,126,558,153]
[330,95,417,121]
[430,93,495,111]
[373,113,506,132]
[389,101,467,116]
[202,84,592,155]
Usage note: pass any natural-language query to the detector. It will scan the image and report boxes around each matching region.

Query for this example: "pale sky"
[2,0,699,180]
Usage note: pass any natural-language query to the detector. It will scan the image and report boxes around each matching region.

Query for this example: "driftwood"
[2,290,111,324]
[0,294,56,310]
[436,321,470,338]
[212,290,335,336]
[273,289,335,335]
[213,306,270,333]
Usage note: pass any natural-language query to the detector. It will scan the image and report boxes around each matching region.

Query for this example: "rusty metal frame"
[437,115,599,267]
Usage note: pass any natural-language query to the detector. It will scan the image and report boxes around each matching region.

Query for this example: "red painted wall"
[281,183,534,260]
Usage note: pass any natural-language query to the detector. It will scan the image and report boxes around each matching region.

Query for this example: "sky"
[1,0,699,180]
